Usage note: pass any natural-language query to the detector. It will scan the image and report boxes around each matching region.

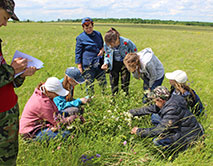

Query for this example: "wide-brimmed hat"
[0,0,19,21]
[65,67,85,84]
[44,77,69,96]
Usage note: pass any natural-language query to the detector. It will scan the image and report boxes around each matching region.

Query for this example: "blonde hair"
[123,53,140,73]
[62,75,73,101]
[173,81,196,100]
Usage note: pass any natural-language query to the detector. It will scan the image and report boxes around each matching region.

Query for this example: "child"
[101,27,137,95]
[130,86,204,150]
[123,48,164,103]
[165,70,204,116]
[19,77,79,141]
[53,67,90,118]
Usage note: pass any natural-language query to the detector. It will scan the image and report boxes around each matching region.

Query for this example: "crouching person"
[130,86,204,150]
[19,77,80,141]
[53,67,90,120]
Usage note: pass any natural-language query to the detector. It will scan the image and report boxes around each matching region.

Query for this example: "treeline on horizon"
[17,18,213,27]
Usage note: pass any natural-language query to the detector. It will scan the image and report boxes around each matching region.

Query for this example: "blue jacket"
[104,36,137,70]
[75,31,104,69]
[53,78,82,111]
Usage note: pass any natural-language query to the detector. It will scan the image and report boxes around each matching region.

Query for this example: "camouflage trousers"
[0,103,19,166]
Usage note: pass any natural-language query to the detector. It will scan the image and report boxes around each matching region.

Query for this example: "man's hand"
[21,66,37,77]
[77,64,83,73]
[11,57,28,74]
[131,127,139,135]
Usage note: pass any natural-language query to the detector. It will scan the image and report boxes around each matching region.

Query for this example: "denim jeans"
[143,75,164,91]
[34,128,70,142]
[153,137,173,147]
[142,76,164,103]
[151,113,161,126]
[59,107,83,117]
[83,65,107,96]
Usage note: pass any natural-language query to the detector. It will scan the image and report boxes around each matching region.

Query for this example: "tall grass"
[0,23,212,165]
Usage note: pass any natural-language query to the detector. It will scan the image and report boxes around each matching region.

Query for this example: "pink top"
[19,88,58,134]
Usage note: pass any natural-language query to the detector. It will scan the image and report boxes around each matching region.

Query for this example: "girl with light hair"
[165,70,204,116]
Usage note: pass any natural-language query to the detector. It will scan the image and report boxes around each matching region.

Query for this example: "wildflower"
[96,154,101,158]
[57,146,61,150]
[123,141,127,146]
[107,110,112,113]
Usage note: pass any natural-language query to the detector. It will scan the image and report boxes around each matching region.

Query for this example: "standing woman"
[0,1,37,165]
[101,28,137,95]
[75,17,107,96]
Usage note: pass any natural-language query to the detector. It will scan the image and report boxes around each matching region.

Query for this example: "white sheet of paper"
[11,50,44,78]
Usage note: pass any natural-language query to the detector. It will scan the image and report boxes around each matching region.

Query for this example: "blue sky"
[14,0,213,22]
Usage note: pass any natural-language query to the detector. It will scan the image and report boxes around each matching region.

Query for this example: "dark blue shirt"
[75,31,103,69]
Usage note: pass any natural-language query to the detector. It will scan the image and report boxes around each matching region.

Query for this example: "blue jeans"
[143,76,164,91]
[151,113,161,126]
[153,137,173,147]
[83,66,107,95]
[34,128,70,142]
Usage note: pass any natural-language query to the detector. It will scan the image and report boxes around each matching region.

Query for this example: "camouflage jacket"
[0,39,25,88]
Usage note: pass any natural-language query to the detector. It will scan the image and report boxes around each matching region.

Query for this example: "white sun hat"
[165,70,188,83]
[44,77,69,96]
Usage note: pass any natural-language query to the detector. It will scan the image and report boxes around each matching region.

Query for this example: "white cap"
[165,70,188,83]
[44,77,69,96]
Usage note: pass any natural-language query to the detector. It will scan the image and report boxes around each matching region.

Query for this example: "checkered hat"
[148,86,170,100]
[0,0,19,21]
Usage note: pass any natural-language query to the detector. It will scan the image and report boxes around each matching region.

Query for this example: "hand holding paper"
[11,50,44,78]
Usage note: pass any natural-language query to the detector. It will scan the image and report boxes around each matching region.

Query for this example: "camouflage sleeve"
[0,64,25,88]
[13,75,25,88]
[0,64,15,88]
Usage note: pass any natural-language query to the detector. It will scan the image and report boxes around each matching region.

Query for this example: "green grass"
[1,22,213,165]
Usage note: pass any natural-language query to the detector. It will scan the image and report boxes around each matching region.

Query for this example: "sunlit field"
[1,22,213,165]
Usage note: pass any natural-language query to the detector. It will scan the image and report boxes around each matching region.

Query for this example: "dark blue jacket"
[75,31,104,69]
[170,86,204,116]
[129,94,204,148]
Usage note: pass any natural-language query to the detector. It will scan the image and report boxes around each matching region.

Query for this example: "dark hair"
[104,27,120,45]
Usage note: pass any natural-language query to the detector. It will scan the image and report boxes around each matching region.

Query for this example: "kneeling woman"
[19,77,78,141]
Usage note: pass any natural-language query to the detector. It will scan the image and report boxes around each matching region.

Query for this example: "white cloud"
[13,0,213,22]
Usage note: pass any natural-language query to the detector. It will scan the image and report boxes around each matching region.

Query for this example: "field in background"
[0,23,212,165]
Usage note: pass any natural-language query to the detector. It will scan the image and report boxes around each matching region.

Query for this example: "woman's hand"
[80,97,91,104]
[101,64,108,70]
[97,49,104,56]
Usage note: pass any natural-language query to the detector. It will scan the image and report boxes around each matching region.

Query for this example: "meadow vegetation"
[0,22,212,165]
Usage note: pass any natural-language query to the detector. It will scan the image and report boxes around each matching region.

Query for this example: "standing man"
[0,0,37,165]
[75,17,107,96]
